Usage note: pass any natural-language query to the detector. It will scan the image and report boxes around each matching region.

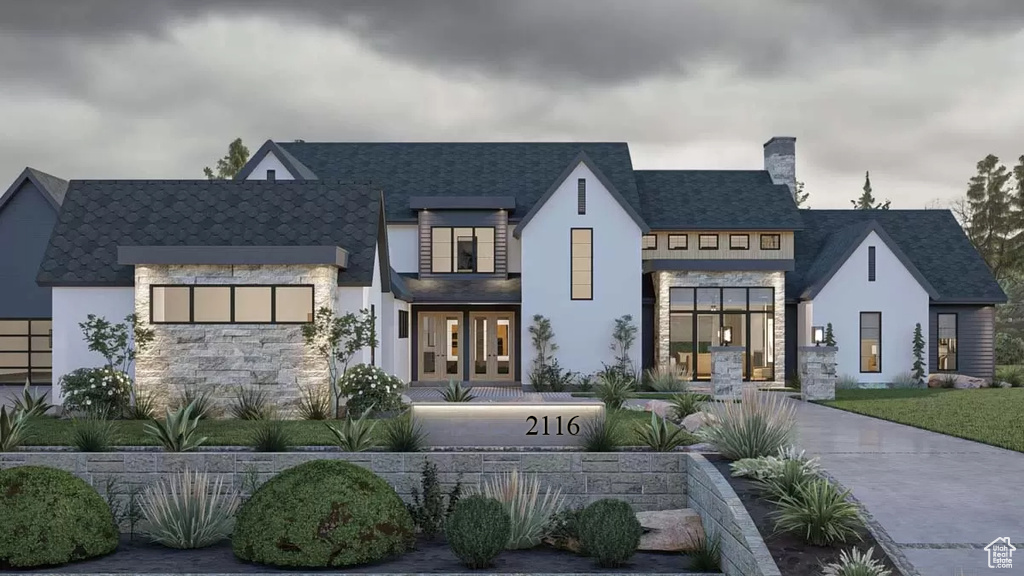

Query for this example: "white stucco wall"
[51,287,135,404]
[335,249,385,368]
[797,301,812,348]
[811,231,930,383]
[244,152,294,181]
[520,162,643,377]
[506,234,522,273]
[386,224,419,273]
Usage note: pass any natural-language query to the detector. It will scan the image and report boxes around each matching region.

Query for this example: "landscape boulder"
[644,399,673,418]
[926,374,990,389]
[635,509,705,552]
[681,411,719,433]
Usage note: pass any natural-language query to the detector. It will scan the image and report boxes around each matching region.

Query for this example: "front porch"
[410,304,522,384]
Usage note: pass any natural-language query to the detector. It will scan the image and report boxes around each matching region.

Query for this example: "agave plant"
[822,546,892,576]
[473,469,564,549]
[772,478,863,546]
[757,458,817,501]
[144,401,208,452]
[0,406,30,451]
[441,379,475,402]
[325,404,378,452]
[594,372,634,410]
[139,466,240,549]
[698,387,796,460]
[638,412,689,451]
[9,378,53,417]
[668,391,704,421]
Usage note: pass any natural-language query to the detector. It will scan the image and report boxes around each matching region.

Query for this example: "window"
[729,234,750,250]
[430,227,496,273]
[0,319,52,385]
[760,234,781,250]
[860,312,881,372]
[698,234,719,250]
[668,234,688,250]
[642,234,658,250]
[937,313,957,371]
[266,169,276,181]
[151,285,313,324]
[398,310,409,339]
[577,178,586,214]
[570,228,593,300]
[868,246,876,281]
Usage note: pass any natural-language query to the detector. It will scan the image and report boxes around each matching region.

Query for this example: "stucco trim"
[234,140,318,181]
[117,245,349,267]
[643,259,795,272]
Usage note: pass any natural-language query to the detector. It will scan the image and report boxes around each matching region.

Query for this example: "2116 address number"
[525,415,579,436]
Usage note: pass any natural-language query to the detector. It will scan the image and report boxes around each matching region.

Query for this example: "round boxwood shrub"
[233,459,414,568]
[579,498,642,568]
[445,495,511,569]
[0,466,118,568]
[59,367,132,416]
[340,363,404,417]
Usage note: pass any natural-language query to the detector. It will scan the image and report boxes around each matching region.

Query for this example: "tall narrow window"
[642,234,658,250]
[577,178,586,214]
[398,310,409,339]
[860,312,881,373]
[266,169,276,181]
[571,228,593,300]
[937,313,957,371]
[868,246,876,281]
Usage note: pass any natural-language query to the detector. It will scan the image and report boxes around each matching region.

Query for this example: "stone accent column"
[711,346,744,400]
[798,346,837,401]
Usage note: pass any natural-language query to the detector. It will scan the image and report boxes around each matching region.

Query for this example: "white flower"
[91,384,96,389]
[86,399,92,405]
[370,383,376,389]
[107,390,113,396]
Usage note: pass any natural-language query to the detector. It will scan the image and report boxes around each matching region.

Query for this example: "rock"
[400,394,412,405]
[681,411,719,433]
[927,374,989,389]
[636,509,705,552]
[644,400,673,418]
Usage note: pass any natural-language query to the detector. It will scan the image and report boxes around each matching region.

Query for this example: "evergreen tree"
[203,138,250,179]
[824,323,836,347]
[912,323,926,386]
[851,171,891,210]
[962,154,1019,280]
[794,180,810,208]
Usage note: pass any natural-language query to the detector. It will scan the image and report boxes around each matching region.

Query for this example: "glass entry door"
[469,313,515,381]
[419,312,461,381]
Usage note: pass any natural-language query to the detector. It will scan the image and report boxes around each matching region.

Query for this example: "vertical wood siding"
[417,210,508,278]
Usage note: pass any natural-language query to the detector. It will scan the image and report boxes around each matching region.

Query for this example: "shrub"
[581,412,626,452]
[731,448,821,481]
[609,315,638,376]
[173,384,222,420]
[230,386,273,420]
[822,546,892,576]
[698,387,796,460]
[995,332,1024,366]
[144,402,208,452]
[140,466,239,549]
[71,416,118,452]
[59,367,132,417]
[772,478,862,546]
[938,373,958,388]
[595,372,634,410]
[645,366,687,392]
[474,469,564,550]
[0,407,30,452]
[579,499,642,567]
[668,391,704,420]
[446,496,511,569]
[575,373,596,392]
[889,371,919,388]
[340,364,404,417]
[8,380,53,417]
[301,306,379,419]
[407,460,462,539]
[543,506,584,553]
[638,412,689,451]
[297,382,332,420]
[249,420,292,452]
[233,460,414,567]
[996,365,1024,388]
[688,529,722,572]
[325,408,378,452]
[786,370,803,391]
[757,458,817,501]
[125,391,157,420]
[383,414,427,452]
[441,379,475,402]
[0,466,118,567]
[836,374,860,389]
[529,358,577,392]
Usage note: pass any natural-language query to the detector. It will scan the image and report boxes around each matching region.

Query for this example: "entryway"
[415,309,517,383]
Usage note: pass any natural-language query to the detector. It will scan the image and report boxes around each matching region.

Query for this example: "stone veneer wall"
[710,347,744,400]
[653,270,786,386]
[798,345,837,401]
[134,264,337,415]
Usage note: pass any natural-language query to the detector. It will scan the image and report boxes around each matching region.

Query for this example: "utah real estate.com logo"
[984,537,1015,569]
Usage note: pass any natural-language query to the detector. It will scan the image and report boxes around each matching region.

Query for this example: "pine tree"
[824,323,836,347]
[203,138,250,179]
[794,181,810,208]
[851,171,891,210]
[912,323,926,386]
[963,155,1018,280]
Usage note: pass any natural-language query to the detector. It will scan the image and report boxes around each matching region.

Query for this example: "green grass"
[821,388,1024,452]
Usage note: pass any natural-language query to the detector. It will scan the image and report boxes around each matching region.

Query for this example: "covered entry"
[413,306,519,383]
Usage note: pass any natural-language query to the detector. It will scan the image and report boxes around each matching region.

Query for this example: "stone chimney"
[763,136,796,197]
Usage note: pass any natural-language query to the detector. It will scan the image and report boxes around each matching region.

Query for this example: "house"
[5,136,1004,412]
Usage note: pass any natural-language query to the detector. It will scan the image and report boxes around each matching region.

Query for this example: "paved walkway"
[792,399,1024,576]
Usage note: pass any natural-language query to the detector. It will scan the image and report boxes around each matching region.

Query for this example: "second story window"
[578,178,586,214]
[431,227,496,274]
[760,234,781,250]
[642,234,658,250]
[698,234,719,250]
[729,234,749,250]
[868,246,876,281]
[571,228,593,300]
[668,234,687,250]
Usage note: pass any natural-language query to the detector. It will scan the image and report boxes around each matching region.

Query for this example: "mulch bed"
[706,455,901,576]
[6,535,703,574]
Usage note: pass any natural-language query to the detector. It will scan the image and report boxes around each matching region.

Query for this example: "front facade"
[4,136,1004,411]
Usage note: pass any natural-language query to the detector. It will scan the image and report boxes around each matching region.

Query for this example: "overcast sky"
[2,0,1024,208]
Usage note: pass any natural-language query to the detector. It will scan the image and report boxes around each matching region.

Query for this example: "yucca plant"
[595,373,634,410]
[144,402,208,452]
[229,386,272,420]
[441,379,475,402]
[0,406,30,451]
[688,528,722,572]
[668,391,705,421]
[383,414,427,452]
[297,381,332,420]
[139,466,240,549]
[9,378,53,417]
[125,391,158,420]
[822,546,892,576]
[249,420,291,452]
[698,387,796,460]
[473,469,564,550]
[173,384,221,419]
[757,458,816,501]
[325,404,378,452]
[645,366,687,392]
[772,478,863,546]
[71,415,119,452]
[638,412,689,451]
[581,412,626,452]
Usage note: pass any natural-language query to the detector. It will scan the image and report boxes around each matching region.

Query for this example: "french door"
[469,313,514,381]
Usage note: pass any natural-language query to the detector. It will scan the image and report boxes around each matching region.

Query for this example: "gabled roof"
[235,140,319,180]
[791,210,1006,304]
[37,180,383,287]
[0,167,69,213]
[274,142,643,222]
[635,170,802,230]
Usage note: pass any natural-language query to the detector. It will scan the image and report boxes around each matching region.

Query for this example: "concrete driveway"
[792,399,1024,576]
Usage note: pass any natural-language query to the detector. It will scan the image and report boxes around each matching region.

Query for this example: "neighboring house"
[11,136,1004,411]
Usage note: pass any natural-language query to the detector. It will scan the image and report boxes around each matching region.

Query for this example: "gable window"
[937,313,957,371]
[398,310,409,339]
[760,234,781,250]
[729,234,750,250]
[0,319,52,385]
[577,178,586,215]
[151,285,313,324]
[266,169,276,181]
[860,312,881,373]
[668,234,687,250]
[698,234,719,250]
[642,234,658,251]
[571,228,593,300]
[868,246,876,281]
[431,227,495,273]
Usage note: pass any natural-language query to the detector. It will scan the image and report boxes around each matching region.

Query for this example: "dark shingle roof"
[37,180,382,286]
[791,210,1006,303]
[0,167,69,213]
[397,273,521,303]
[276,142,642,222]
[635,170,802,230]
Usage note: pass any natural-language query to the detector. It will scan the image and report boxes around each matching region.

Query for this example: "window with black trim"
[642,234,658,250]
[937,313,957,371]
[760,234,781,250]
[151,285,314,324]
[668,234,687,250]
[729,234,750,250]
[398,310,409,339]
[0,319,52,385]
[860,312,881,373]
[571,228,593,300]
[577,178,586,214]
[431,227,496,273]
[868,246,876,281]
[698,234,719,250]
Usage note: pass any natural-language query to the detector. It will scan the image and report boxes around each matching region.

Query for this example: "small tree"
[912,323,926,385]
[528,314,558,372]
[301,306,378,418]
[610,315,638,371]
[79,313,154,406]
[824,323,836,347]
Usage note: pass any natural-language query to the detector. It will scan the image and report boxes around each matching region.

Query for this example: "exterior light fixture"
[722,326,733,346]
[812,326,824,346]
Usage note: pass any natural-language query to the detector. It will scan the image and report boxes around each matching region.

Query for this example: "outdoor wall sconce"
[722,326,733,346]
[812,326,824,346]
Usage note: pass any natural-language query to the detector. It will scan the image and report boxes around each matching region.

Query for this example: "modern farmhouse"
[0,137,1005,409]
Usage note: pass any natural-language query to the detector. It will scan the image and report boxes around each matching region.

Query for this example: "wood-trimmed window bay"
[151,285,314,324]
[431,227,495,273]
[571,228,593,300]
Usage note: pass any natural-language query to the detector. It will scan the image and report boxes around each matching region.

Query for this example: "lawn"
[570,391,711,400]
[821,388,1024,452]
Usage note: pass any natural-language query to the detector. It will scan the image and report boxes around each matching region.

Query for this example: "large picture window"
[151,285,313,324]
[860,312,881,373]
[667,287,775,381]
[0,319,52,385]
[430,227,495,273]
[570,228,593,300]
[937,313,957,371]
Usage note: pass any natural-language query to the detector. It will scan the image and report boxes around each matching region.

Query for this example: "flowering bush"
[60,367,133,416]
[339,364,404,417]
